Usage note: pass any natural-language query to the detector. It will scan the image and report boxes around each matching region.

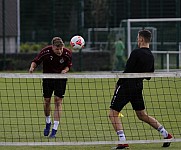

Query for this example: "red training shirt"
[32,45,72,73]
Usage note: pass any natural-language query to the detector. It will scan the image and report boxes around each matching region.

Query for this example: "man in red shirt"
[29,37,72,138]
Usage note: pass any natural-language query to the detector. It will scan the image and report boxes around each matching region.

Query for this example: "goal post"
[125,18,181,71]
[0,72,181,146]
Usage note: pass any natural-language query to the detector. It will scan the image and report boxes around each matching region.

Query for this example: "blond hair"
[51,37,64,47]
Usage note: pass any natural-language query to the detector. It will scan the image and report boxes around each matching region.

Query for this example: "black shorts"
[110,79,145,112]
[42,79,67,98]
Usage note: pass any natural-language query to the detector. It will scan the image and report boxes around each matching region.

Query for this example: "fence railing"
[152,51,181,72]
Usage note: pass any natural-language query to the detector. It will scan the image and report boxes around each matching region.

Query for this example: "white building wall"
[0,37,17,53]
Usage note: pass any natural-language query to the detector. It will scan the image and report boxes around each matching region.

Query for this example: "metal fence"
[1,0,180,47]
[0,0,181,71]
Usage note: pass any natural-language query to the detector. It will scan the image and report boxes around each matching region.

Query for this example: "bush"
[20,42,75,53]
[20,42,48,53]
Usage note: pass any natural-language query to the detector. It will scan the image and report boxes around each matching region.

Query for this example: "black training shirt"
[117,48,154,85]
[124,48,154,73]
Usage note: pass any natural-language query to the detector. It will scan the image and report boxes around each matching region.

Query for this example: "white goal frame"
[126,18,181,71]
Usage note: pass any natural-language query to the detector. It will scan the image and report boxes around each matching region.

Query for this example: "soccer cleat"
[44,122,51,136]
[162,133,173,147]
[116,144,129,149]
[49,129,57,138]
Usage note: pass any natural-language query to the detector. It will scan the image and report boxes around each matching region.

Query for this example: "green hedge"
[20,42,48,53]
[20,42,75,53]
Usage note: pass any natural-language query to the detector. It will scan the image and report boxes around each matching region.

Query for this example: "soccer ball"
[70,35,85,50]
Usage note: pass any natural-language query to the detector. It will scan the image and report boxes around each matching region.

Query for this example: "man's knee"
[136,110,148,121]
[44,98,51,105]
[54,96,63,106]
[109,109,119,119]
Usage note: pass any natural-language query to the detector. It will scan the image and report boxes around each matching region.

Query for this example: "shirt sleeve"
[151,61,155,72]
[65,50,72,68]
[32,49,47,66]
[124,50,137,73]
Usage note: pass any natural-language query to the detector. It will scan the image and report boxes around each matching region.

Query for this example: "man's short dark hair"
[138,30,152,43]
[52,37,64,47]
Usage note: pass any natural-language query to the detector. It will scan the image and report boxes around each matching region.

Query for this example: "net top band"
[0,72,180,79]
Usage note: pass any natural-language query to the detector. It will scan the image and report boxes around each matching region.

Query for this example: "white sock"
[117,130,126,141]
[46,116,51,124]
[53,121,59,130]
[157,126,168,138]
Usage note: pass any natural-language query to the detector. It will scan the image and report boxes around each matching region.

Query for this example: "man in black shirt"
[29,37,72,138]
[109,30,172,149]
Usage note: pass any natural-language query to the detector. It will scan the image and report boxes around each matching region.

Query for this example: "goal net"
[0,72,181,146]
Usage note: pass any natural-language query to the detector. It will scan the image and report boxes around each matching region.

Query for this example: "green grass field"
[0,76,181,149]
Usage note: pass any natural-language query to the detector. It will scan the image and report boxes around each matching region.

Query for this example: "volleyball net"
[0,72,181,146]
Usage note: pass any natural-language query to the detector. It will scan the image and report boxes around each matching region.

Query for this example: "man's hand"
[29,67,35,73]
[61,67,69,74]
[29,62,37,73]
[61,70,67,74]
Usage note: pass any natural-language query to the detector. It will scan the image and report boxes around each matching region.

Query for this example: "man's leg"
[49,96,63,138]
[44,98,52,136]
[135,110,161,129]
[109,109,129,149]
[135,110,173,147]
[109,109,123,131]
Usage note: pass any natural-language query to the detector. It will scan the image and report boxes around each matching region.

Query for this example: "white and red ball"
[70,35,85,50]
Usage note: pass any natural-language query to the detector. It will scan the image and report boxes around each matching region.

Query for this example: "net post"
[127,19,131,57]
